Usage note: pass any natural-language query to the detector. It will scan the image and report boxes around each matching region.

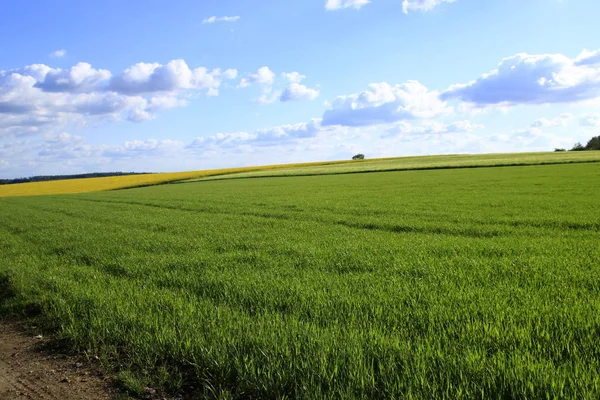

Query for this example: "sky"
[1,0,599,178]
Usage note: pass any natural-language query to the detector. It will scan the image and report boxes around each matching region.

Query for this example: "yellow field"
[2,151,599,197]
[0,160,354,198]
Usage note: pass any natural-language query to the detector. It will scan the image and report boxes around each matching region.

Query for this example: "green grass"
[1,163,600,399]
[184,151,600,182]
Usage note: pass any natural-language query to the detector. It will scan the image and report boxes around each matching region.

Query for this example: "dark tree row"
[555,136,600,152]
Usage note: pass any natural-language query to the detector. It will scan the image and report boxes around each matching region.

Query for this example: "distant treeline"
[0,172,151,185]
[556,136,600,152]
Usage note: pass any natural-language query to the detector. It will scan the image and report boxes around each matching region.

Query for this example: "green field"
[185,151,600,182]
[1,162,600,399]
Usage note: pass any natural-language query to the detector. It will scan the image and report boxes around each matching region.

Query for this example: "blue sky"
[1,0,599,178]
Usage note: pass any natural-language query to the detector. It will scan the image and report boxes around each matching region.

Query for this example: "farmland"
[0,160,353,198]
[1,162,600,399]
[186,151,600,182]
[1,151,599,198]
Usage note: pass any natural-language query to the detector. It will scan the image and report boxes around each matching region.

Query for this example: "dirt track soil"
[0,319,117,400]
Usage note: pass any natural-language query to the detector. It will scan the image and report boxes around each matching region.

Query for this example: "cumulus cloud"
[126,96,188,122]
[280,83,319,102]
[49,49,66,58]
[238,67,317,104]
[580,113,600,127]
[242,66,276,87]
[322,81,451,127]
[109,60,234,95]
[402,0,456,13]
[202,16,240,24]
[442,49,600,107]
[237,67,276,103]
[35,62,111,93]
[0,60,237,138]
[530,113,573,128]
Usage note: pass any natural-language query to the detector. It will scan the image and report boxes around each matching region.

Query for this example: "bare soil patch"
[0,319,117,400]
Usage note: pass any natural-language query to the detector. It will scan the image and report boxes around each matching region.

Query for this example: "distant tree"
[554,148,566,152]
[585,136,600,150]
[570,142,586,151]
[352,154,365,160]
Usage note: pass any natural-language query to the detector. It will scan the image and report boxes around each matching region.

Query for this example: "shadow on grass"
[0,274,16,305]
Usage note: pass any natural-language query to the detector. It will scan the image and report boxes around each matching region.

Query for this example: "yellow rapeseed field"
[0,160,353,198]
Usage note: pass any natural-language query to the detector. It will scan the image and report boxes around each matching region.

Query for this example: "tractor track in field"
[0,319,116,400]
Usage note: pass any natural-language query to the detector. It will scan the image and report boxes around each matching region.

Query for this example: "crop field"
[1,162,600,399]
[0,159,353,198]
[186,151,600,182]
[1,151,599,199]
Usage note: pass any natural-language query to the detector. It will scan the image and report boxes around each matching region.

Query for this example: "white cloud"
[383,120,483,138]
[19,133,185,163]
[49,49,66,58]
[237,78,251,89]
[325,0,454,12]
[109,60,234,95]
[325,0,371,10]
[322,81,451,126]
[442,49,600,107]
[35,62,111,92]
[488,127,576,152]
[188,119,324,151]
[223,69,238,80]
[254,92,280,105]
[530,113,573,128]
[575,49,600,66]
[248,66,276,87]
[239,67,317,104]
[103,139,185,158]
[0,159,9,169]
[580,113,600,127]
[402,0,456,13]
[0,60,236,139]
[126,96,187,122]
[280,83,319,102]
[237,67,277,101]
[43,132,85,147]
[282,72,306,83]
[202,16,240,24]
[36,132,96,160]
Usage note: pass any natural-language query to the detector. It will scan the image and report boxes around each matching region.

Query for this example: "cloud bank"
[322,81,450,126]
[442,49,600,106]
[0,60,238,138]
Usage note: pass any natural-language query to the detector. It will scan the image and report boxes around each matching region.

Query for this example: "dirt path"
[0,320,117,400]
